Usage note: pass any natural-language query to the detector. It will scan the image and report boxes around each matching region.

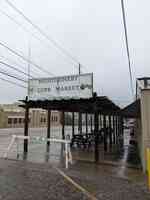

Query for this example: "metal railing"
[3,135,73,169]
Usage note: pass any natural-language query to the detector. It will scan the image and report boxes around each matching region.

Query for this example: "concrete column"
[141,89,150,172]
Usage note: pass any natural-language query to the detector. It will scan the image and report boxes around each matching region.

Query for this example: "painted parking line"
[55,167,98,200]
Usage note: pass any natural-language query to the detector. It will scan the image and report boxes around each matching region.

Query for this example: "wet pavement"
[0,127,148,199]
[0,159,88,200]
[0,159,149,200]
[0,127,141,168]
[66,161,150,200]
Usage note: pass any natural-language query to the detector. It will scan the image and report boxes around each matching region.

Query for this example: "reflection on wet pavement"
[0,159,149,200]
[0,127,141,172]
[0,127,149,199]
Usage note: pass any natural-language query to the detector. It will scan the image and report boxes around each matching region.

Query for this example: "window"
[19,118,22,124]
[14,118,17,124]
[8,118,12,124]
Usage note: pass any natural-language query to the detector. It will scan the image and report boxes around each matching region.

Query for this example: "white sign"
[29,73,93,100]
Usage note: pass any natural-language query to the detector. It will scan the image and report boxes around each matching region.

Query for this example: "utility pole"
[78,63,82,134]
[28,41,31,98]
[121,0,134,98]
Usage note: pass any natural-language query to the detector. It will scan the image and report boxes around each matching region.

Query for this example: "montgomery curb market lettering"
[29,73,93,100]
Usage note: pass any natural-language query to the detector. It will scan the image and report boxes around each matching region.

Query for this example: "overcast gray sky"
[0,0,149,107]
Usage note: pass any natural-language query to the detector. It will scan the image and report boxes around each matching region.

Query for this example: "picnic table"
[71,132,103,148]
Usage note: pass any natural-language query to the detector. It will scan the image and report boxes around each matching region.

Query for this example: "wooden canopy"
[121,99,141,118]
[19,96,120,114]
[19,94,123,163]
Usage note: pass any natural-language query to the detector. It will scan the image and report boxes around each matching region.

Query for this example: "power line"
[0,76,27,88]
[0,41,54,76]
[0,68,27,83]
[0,8,76,69]
[0,8,44,43]
[4,0,84,70]
[0,60,34,78]
[121,0,134,97]
[0,54,42,77]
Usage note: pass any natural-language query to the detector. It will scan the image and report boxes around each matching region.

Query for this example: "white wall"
[140,89,150,172]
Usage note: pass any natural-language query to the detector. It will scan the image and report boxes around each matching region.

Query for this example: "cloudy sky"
[0,0,149,107]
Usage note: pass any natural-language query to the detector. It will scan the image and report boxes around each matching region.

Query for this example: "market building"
[121,77,150,172]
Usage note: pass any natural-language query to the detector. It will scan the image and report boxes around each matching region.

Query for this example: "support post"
[94,110,99,163]
[90,115,93,133]
[115,116,118,144]
[117,116,120,145]
[103,115,107,152]
[24,106,29,154]
[120,116,124,147]
[108,115,112,149]
[47,110,51,147]
[85,113,88,136]
[121,116,124,136]
[113,115,116,144]
[99,115,102,131]
[144,78,148,88]
[72,112,75,138]
[62,111,65,139]
[78,112,82,134]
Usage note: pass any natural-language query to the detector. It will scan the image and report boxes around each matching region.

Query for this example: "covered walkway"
[19,94,123,163]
